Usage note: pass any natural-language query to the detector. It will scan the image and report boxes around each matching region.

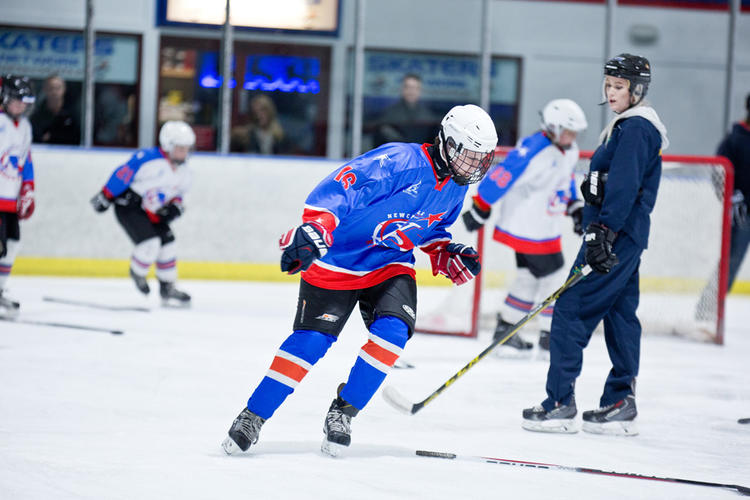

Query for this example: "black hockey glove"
[731,190,748,228]
[461,198,491,232]
[584,222,618,274]
[430,243,481,285]
[566,199,584,236]
[581,171,608,206]
[156,201,184,223]
[279,222,332,275]
[90,191,112,213]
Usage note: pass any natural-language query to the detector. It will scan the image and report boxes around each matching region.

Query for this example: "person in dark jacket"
[373,73,440,147]
[521,54,669,436]
[30,75,80,145]
[718,93,750,291]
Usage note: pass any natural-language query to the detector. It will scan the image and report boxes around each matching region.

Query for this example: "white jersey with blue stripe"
[102,147,192,215]
[299,142,468,290]
[0,112,33,213]
[475,131,579,254]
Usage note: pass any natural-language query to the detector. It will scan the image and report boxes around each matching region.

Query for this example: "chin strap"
[426,143,452,181]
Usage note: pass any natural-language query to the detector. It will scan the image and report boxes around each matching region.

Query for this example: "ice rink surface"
[1,276,748,500]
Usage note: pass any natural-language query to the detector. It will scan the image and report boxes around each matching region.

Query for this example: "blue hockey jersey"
[299,143,468,290]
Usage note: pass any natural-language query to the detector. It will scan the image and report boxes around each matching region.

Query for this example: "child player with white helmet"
[222,104,498,457]
[90,121,196,307]
[462,98,588,357]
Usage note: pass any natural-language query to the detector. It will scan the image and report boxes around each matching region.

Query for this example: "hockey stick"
[43,296,150,312]
[382,265,592,415]
[416,450,750,496]
[0,317,123,335]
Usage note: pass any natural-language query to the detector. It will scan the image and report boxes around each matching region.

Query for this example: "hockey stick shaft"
[416,450,750,496]
[390,265,591,414]
[43,296,150,312]
[0,317,123,335]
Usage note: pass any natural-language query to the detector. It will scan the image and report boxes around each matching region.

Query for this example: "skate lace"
[325,407,351,435]
[235,411,264,444]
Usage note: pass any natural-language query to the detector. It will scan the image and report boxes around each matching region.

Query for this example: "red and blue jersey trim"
[493,227,562,254]
[301,261,415,290]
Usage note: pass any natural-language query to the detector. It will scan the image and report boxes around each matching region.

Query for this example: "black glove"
[581,171,608,206]
[156,201,184,223]
[279,223,331,274]
[731,190,748,228]
[461,198,491,232]
[90,192,112,213]
[566,200,584,235]
[584,222,618,274]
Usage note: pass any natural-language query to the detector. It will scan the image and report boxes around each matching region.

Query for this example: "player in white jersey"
[462,99,587,356]
[0,75,36,317]
[90,121,195,307]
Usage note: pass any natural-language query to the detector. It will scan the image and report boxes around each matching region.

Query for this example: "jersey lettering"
[334,165,357,190]
[489,167,512,188]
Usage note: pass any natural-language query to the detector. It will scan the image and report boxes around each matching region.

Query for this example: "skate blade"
[522,418,578,434]
[161,299,191,309]
[221,436,243,455]
[321,438,347,457]
[582,420,638,436]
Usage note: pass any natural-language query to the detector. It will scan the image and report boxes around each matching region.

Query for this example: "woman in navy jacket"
[522,54,669,436]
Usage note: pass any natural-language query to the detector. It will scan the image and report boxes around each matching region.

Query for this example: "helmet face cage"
[441,132,495,186]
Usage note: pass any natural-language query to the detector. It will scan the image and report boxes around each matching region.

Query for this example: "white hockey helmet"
[439,104,498,185]
[159,121,196,154]
[540,99,588,139]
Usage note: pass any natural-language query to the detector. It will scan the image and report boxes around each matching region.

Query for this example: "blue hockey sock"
[340,316,409,410]
[247,330,335,419]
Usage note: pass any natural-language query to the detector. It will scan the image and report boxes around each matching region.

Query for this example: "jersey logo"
[372,219,422,251]
[404,181,421,197]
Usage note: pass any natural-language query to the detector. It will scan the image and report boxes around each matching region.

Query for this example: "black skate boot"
[0,290,20,319]
[493,315,532,358]
[222,408,266,454]
[159,281,191,308]
[537,330,551,360]
[321,396,358,457]
[522,397,578,433]
[582,394,638,436]
[129,268,150,295]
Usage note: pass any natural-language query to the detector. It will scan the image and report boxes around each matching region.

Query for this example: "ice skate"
[321,396,357,457]
[222,408,265,455]
[582,394,638,436]
[129,268,150,295]
[0,290,20,319]
[522,397,578,433]
[493,316,533,358]
[159,281,191,308]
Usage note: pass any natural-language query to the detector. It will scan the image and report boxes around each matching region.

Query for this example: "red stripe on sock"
[269,356,308,382]
[362,340,399,367]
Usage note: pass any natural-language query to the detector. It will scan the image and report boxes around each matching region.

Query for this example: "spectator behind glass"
[374,73,440,147]
[231,94,288,155]
[30,75,80,145]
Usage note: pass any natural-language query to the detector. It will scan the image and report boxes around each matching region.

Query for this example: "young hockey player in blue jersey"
[462,99,587,357]
[222,104,498,457]
[0,75,36,318]
[90,121,196,307]
[522,54,668,436]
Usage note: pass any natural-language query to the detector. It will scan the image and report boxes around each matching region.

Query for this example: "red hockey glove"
[17,181,35,220]
[279,222,332,275]
[430,243,481,285]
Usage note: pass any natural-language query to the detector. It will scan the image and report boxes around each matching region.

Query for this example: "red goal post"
[414,146,734,345]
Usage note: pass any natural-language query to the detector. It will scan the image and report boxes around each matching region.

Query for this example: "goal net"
[414,149,733,345]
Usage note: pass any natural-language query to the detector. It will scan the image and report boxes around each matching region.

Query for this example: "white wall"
[2,0,749,156]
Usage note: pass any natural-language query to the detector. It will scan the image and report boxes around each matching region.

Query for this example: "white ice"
[1,277,748,500]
